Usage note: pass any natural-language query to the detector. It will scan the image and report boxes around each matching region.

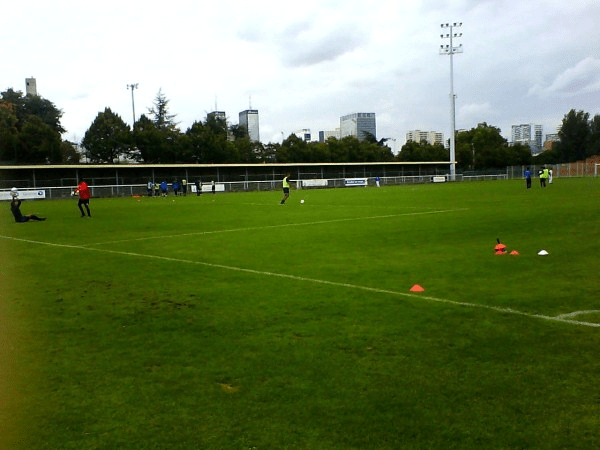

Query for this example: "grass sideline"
[0,178,599,449]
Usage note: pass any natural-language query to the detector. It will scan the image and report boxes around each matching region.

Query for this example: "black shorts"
[78,198,90,205]
[283,187,290,194]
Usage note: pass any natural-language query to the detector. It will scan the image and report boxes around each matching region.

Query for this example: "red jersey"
[76,182,91,200]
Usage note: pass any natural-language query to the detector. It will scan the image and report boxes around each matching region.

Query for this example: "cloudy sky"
[3,0,600,151]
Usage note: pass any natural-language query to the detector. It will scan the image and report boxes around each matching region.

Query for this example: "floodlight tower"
[440,22,463,181]
[127,83,139,126]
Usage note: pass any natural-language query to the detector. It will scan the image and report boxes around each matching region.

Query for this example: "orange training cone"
[510,250,519,255]
[410,284,425,292]
[494,244,507,254]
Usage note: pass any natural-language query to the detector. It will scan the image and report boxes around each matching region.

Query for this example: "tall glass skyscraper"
[340,113,376,141]
[239,110,260,142]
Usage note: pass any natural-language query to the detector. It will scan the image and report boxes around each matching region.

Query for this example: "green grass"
[1,178,599,449]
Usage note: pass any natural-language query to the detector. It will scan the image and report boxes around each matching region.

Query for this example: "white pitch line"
[81,207,469,247]
[1,234,599,329]
[556,310,600,319]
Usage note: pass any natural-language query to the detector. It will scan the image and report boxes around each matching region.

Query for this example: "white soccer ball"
[300,199,305,204]
[10,187,18,198]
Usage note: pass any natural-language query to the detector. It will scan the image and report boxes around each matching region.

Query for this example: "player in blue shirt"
[524,168,532,189]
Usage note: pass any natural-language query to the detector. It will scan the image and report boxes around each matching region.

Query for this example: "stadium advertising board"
[302,179,328,188]
[0,189,46,201]
[344,178,368,187]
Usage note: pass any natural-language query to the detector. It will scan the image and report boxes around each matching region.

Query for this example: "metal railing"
[2,173,513,200]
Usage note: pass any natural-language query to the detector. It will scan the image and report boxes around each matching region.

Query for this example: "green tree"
[260,142,279,162]
[325,137,349,163]
[1,88,66,163]
[278,134,307,162]
[18,116,62,163]
[533,145,560,165]
[471,123,508,169]
[0,103,19,162]
[1,88,64,134]
[229,124,248,140]
[455,130,476,169]
[454,123,522,170]
[557,109,590,162]
[181,117,237,164]
[505,142,532,167]
[82,108,131,163]
[234,137,261,163]
[586,114,600,157]
[148,89,178,132]
[23,94,65,134]
[60,141,81,164]
[134,115,165,163]
[398,140,447,162]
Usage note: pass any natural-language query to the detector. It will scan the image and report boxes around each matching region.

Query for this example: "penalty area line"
[1,234,598,329]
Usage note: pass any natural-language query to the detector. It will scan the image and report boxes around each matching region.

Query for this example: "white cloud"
[3,0,600,145]
[458,102,494,126]
[528,57,600,98]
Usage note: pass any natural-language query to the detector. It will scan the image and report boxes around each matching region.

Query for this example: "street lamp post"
[440,22,463,181]
[127,83,138,126]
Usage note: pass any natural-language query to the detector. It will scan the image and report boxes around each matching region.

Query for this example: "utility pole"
[127,83,139,126]
[440,22,463,181]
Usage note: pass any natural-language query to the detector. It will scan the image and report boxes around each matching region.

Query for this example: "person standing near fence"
[75,179,91,217]
[524,168,532,189]
[147,180,154,197]
[181,178,187,196]
[195,178,201,196]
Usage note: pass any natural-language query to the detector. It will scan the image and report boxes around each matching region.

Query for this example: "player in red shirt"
[75,179,91,217]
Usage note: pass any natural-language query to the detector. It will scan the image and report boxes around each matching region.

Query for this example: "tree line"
[1,86,598,168]
[80,90,396,164]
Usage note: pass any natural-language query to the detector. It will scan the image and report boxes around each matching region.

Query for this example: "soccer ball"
[300,199,305,204]
[10,187,18,198]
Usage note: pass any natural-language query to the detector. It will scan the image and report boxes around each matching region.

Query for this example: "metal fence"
[1,173,516,200]
[507,159,600,179]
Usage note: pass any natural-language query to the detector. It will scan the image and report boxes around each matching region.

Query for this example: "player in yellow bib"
[540,167,549,188]
[280,174,291,204]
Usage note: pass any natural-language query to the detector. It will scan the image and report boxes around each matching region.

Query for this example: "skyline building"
[294,129,311,142]
[239,109,260,142]
[207,111,227,123]
[511,123,543,153]
[319,129,340,142]
[25,77,37,96]
[340,113,376,141]
[405,130,444,146]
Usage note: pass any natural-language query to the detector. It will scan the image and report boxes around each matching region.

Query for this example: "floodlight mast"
[440,22,463,181]
[127,83,139,126]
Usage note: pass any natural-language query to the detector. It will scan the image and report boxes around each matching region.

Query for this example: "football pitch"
[1,178,599,449]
